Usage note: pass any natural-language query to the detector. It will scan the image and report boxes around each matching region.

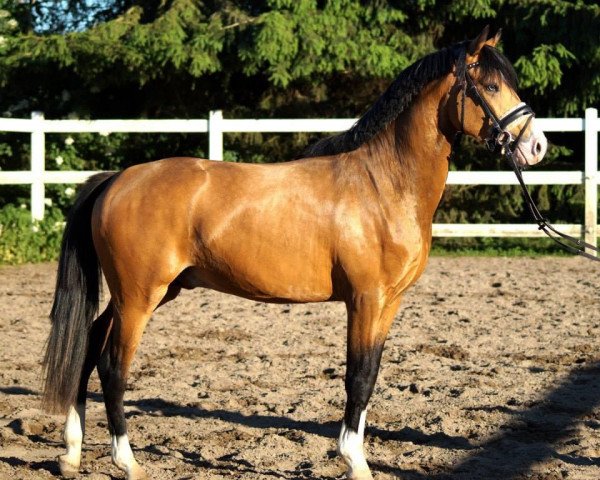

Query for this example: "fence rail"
[0,109,598,253]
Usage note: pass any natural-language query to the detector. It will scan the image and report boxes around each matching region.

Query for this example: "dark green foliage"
[0,0,598,263]
[3,0,594,120]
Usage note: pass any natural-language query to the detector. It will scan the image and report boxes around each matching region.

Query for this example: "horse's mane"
[300,41,518,159]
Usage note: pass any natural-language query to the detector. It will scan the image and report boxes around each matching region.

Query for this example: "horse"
[42,26,547,480]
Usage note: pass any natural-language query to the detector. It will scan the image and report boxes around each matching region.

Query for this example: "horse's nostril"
[534,141,542,154]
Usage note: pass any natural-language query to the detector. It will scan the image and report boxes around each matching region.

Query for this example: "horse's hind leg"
[338,293,401,480]
[96,286,171,480]
[59,303,113,477]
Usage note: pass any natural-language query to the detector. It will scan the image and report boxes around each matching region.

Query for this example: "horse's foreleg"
[338,294,401,480]
[59,304,113,477]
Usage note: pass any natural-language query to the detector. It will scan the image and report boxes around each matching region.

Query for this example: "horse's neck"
[355,77,454,222]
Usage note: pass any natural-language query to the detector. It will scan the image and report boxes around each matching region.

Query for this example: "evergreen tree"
[0,0,598,245]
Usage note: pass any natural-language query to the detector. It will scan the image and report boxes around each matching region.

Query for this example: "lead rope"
[450,53,600,261]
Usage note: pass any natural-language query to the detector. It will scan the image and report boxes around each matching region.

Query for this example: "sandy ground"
[0,257,599,480]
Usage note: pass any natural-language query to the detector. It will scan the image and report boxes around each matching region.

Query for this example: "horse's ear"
[468,25,490,56]
[485,29,502,48]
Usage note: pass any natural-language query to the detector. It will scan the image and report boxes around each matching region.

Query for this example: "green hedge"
[0,204,64,264]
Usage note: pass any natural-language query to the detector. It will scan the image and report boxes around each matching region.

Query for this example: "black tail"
[42,172,116,413]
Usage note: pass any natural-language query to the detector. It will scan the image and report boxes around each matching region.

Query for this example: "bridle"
[451,49,600,262]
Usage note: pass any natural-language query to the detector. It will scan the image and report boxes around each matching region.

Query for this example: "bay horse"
[42,27,547,480]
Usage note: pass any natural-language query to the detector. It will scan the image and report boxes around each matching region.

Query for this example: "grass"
[431,237,574,257]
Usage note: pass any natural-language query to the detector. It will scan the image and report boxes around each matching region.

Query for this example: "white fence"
[0,109,598,253]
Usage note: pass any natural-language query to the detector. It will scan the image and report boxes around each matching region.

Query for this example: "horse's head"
[450,27,547,167]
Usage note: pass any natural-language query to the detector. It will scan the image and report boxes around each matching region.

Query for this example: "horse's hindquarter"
[92,160,208,302]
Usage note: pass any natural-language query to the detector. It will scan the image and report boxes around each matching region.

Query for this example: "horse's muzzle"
[514,118,547,166]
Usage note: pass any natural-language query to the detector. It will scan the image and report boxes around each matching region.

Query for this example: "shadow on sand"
[119,361,600,478]
[122,398,473,452]
[369,361,600,479]
[2,361,599,479]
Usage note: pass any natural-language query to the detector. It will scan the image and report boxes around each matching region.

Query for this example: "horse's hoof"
[348,469,374,480]
[127,463,148,480]
[57,455,80,478]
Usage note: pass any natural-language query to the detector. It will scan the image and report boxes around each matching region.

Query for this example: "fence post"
[584,108,598,255]
[31,111,45,221]
[208,110,224,161]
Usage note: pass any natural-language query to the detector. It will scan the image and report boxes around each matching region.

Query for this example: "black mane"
[301,41,518,159]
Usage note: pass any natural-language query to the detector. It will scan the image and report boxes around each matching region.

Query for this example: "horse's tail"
[42,172,117,414]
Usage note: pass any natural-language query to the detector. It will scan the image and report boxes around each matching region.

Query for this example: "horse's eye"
[485,84,499,93]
